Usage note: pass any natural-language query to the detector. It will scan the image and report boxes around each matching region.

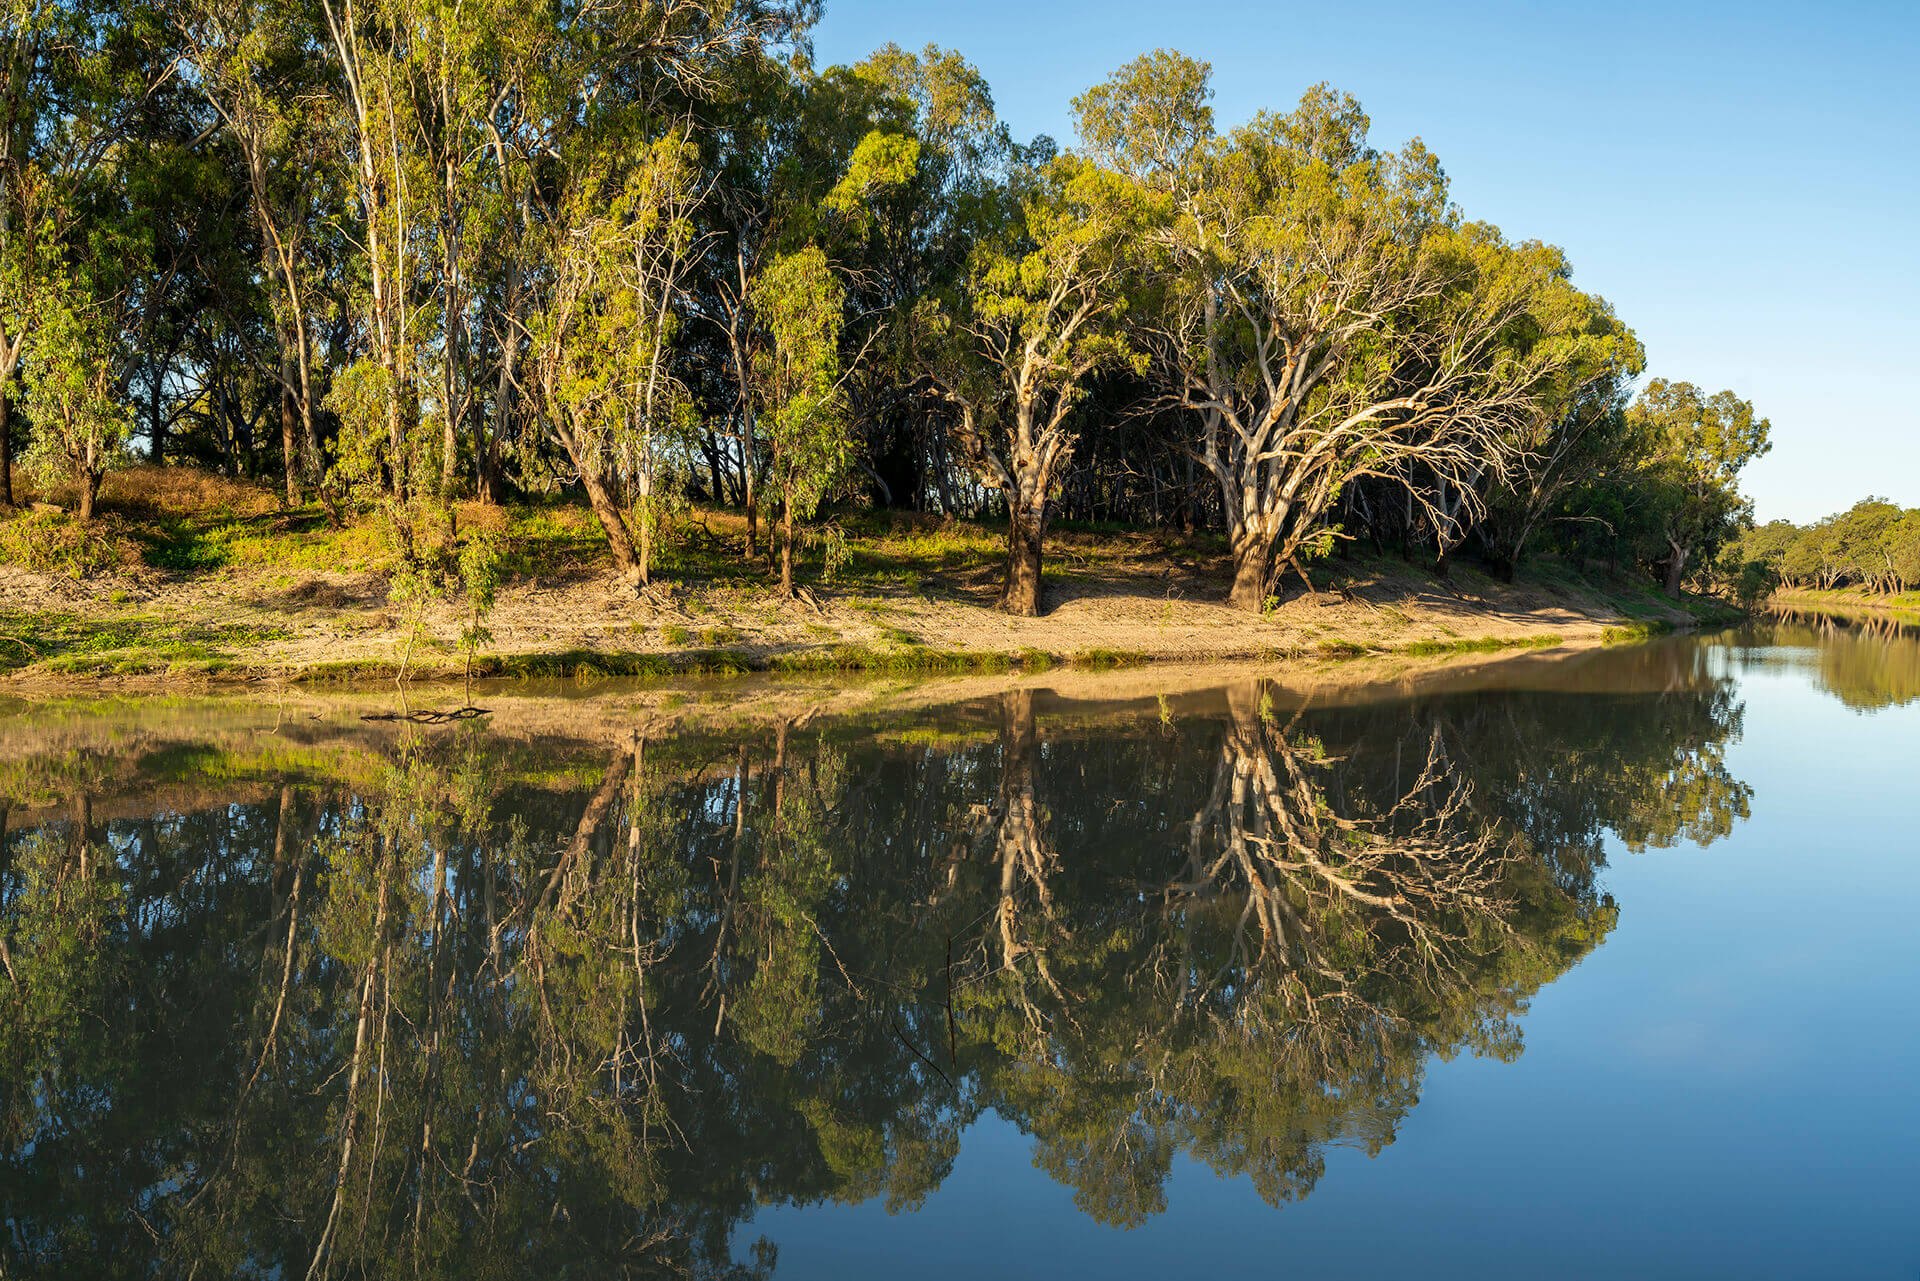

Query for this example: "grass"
[0,609,289,676]
[1397,634,1561,657]
[1601,619,1677,644]
[298,648,761,683]
[1774,586,1920,613]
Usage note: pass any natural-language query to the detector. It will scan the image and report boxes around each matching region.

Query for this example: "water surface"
[2,621,1916,1278]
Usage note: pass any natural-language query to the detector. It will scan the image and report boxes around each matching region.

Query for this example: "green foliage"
[1732,559,1779,613]
[1601,619,1676,644]
[0,608,289,675]
[21,267,136,515]
[1732,497,1920,597]
[383,500,505,684]
[753,243,852,528]
[1627,379,1772,591]
[0,510,133,577]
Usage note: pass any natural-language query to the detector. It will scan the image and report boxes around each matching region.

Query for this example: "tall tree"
[1080,55,1597,609]
[21,240,137,518]
[1468,281,1644,578]
[177,0,337,501]
[938,155,1146,615]
[521,140,698,582]
[1628,378,1771,593]
[752,242,850,596]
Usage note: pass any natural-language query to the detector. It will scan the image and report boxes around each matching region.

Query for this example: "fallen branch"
[359,707,490,724]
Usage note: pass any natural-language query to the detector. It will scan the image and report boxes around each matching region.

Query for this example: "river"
[1,618,1915,1278]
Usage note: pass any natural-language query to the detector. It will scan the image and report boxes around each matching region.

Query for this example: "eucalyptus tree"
[1,0,163,507]
[19,251,135,519]
[1077,54,1600,609]
[684,55,819,555]
[1627,378,1771,592]
[835,44,1031,514]
[314,0,433,505]
[521,139,700,583]
[751,242,851,596]
[469,0,812,512]
[937,155,1149,615]
[0,0,73,508]
[176,0,341,500]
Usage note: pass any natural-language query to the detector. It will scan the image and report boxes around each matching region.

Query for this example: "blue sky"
[810,0,1919,524]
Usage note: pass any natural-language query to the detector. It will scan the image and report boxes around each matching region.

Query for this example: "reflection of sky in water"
[748,651,1920,1280]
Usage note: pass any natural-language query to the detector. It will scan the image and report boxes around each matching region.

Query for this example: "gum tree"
[22,257,135,520]
[1628,378,1771,593]
[751,242,852,597]
[1464,277,1645,578]
[938,155,1148,616]
[1079,54,1597,609]
[176,0,337,501]
[521,138,699,583]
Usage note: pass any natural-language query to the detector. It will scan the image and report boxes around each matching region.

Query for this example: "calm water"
[1,620,1916,1279]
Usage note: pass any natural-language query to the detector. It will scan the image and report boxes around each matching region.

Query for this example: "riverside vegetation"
[0,4,1768,680]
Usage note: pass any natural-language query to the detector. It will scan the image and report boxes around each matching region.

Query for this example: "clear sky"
[809,0,1919,525]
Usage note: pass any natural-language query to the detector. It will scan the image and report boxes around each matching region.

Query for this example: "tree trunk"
[635,463,653,587]
[1227,535,1269,612]
[745,470,759,561]
[280,378,300,504]
[442,413,458,497]
[1001,506,1044,617]
[482,352,512,505]
[77,458,100,522]
[0,386,12,507]
[579,468,639,574]
[1664,541,1691,595]
[779,487,795,596]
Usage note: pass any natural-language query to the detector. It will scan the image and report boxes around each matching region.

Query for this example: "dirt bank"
[0,547,1705,693]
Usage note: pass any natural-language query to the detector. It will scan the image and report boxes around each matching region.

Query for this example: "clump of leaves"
[811,520,852,582]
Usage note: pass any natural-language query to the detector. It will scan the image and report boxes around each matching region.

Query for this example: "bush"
[0,510,136,578]
[1734,559,1779,613]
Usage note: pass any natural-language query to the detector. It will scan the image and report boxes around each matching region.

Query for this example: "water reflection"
[0,649,1760,1277]
[1748,606,1920,711]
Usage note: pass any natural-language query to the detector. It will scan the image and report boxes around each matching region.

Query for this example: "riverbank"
[1771,587,1920,620]
[0,467,1725,691]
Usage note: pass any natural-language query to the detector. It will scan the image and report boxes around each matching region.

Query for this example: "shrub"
[0,510,135,578]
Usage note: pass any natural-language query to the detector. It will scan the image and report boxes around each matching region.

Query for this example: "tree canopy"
[0,15,1777,609]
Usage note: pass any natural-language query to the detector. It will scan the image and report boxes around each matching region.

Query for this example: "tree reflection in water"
[0,664,1754,1277]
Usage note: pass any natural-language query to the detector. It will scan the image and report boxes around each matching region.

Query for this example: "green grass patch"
[1601,619,1676,644]
[1398,634,1561,657]
[0,609,289,677]
[296,647,761,684]
[771,644,1021,675]
[0,510,142,577]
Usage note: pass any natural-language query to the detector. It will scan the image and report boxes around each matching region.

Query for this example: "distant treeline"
[1,1,1771,611]
[1729,499,1920,596]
